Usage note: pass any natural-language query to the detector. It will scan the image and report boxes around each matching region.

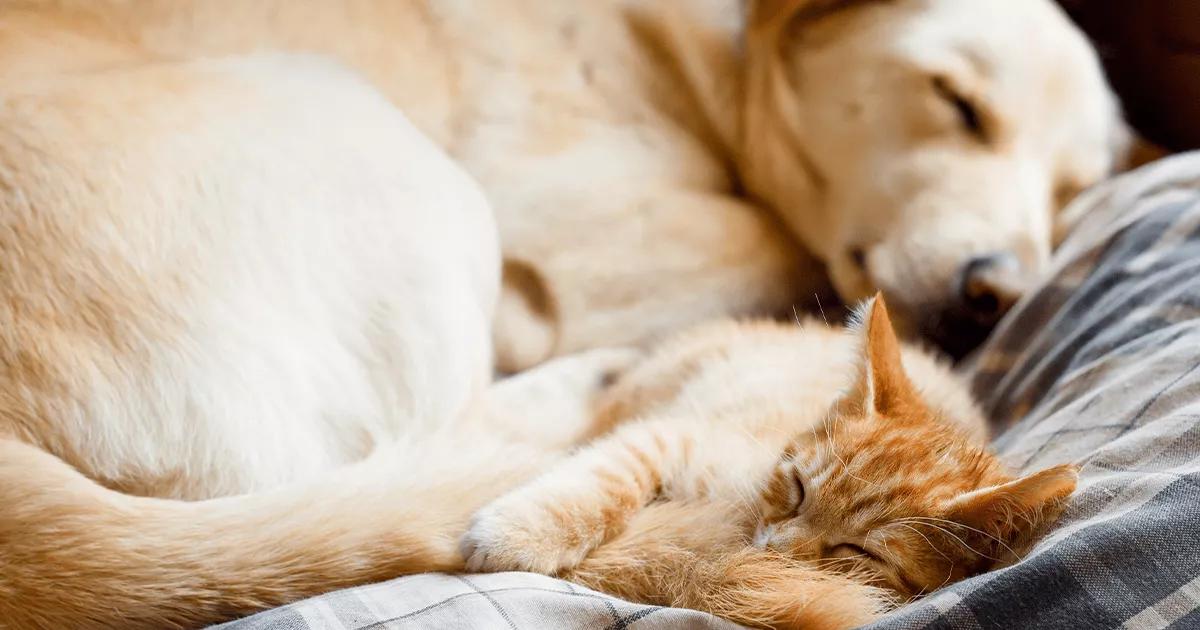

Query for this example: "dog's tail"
[0,435,544,630]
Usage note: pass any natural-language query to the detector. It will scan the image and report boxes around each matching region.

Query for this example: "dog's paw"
[459,492,600,575]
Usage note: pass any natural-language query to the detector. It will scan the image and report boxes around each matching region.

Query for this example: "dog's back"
[0,51,498,496]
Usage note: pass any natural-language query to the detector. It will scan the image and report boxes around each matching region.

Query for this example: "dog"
[0,0,1125,627]
[0,0,1127,368]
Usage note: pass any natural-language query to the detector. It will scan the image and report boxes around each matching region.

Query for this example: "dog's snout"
[922,253,1028,361]
[959,253,1023,322]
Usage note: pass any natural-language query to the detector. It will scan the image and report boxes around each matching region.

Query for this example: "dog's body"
[3,0,1125,369]
[0,1,1126,627]
[5,0,811,373]
[0,53,504,499]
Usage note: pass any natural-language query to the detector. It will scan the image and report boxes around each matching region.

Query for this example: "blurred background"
[1061,0,1200,151]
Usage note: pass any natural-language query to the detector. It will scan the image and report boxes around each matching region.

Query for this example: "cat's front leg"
[461,418,695,575]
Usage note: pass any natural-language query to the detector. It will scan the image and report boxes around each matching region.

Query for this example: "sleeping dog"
[0,0,1128,368]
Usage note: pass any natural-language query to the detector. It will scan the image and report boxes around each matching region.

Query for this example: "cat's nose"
[752,524,775,549]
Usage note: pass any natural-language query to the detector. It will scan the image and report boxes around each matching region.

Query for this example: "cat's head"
[753,295,1077,598]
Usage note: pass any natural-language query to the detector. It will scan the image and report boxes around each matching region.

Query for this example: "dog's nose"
[959,253,1024,323]
[924,253,1027,361]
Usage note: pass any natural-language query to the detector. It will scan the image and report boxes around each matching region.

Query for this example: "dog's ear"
[1108,121,1169,173]
[748,1,805,30]
[747,0,861,33]
[1121,134,1170,172]
[1053,125,1170,247]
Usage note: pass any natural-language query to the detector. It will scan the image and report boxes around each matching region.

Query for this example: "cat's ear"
[845,294,923,417]
[944,464,1079,558]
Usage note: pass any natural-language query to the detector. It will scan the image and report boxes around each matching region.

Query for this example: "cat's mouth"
[751,523,776,550]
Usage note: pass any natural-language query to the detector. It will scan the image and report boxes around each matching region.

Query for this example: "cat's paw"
[460,492,602,575]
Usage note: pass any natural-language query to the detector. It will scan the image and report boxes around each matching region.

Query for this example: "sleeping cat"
[0,297,1075,629]
[462,296,1078,629]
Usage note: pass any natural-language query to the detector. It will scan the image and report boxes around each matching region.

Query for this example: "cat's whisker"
[900,562,957,604]
[893,518,1010,565]
[813,294,831,327]
[835,454,875,488]
[935,565,956,592]
[907,521,1002,563]
[899,516,1019,560]
[896,524,951,562]
[868,529,902,567]
[873,501,906,523]
[822,421,849,468]
[729,482,765,521]
[734,425,776,464]
[821,412,875,488]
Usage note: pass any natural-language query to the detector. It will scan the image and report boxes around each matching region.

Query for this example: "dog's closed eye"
[932,76,987,143]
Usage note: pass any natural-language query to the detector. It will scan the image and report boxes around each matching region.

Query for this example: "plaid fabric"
[873,153,1200,630]
[212,572,737,630]
[217,153,1200,630]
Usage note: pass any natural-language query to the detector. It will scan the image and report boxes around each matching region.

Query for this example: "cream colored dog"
[0,0,1125,368]
[0,0,1125,627]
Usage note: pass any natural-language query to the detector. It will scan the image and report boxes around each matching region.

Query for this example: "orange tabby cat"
[462,296,1078,629]
[0,297,1074,629]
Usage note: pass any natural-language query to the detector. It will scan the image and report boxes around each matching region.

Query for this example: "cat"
[0,297,1074,629]
[461,295,1078,629]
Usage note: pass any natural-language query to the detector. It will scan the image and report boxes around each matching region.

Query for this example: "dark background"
[1060,0,1200,151]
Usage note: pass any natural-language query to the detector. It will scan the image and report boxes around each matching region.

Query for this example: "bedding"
[215,153,1200,630]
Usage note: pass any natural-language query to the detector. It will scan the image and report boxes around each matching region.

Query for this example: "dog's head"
[739,0,1127,358]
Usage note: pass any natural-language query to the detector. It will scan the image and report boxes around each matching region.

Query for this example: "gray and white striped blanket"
[218,153,1200,630]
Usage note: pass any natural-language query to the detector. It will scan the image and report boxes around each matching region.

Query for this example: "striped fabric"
[877,153,1200,630]
[213,572,736,630]
[218,153,1200,630]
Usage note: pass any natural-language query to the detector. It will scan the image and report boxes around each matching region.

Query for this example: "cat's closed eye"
[790,468,807,514]
[826,543,874,561]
